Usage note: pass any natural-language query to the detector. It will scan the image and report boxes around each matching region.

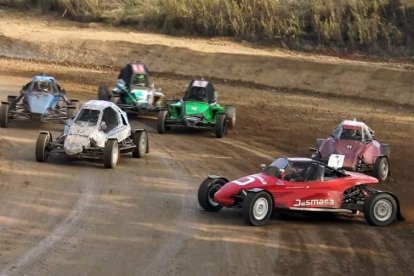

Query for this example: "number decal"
[233,174,268,186]
[233,176,256,186]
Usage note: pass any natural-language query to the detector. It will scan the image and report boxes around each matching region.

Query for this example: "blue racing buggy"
[0,75,78,128]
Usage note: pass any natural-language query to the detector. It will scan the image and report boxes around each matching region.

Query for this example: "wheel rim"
[373,199,392,222]
[380,160,389,180]
[253,197,269,220]
[139,134,146,153]
[208,184,222,206]
[112,143,119,166]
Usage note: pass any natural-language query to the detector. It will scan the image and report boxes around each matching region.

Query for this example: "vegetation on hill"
[2,0,413,55]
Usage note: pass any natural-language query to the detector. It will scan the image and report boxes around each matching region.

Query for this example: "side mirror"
[100,121,107,131]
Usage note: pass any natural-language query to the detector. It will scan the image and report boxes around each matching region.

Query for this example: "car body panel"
[63,100,131,155]
[213,158,379,211]
[110,63,165,111]
[164,79,226,128]
[315,120,387,171]
[1,75,75,126]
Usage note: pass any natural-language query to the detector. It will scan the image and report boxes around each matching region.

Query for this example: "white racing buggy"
[35,100,149,168]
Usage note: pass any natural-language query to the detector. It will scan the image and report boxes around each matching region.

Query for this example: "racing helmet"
[38,81,50,91]
[133,74,147,86]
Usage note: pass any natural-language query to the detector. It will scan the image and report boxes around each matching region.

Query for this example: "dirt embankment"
[0,12,413,106]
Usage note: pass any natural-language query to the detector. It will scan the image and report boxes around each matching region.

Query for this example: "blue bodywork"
[25,76,63,115]
[26,92,60,114]
[0,75,77,127]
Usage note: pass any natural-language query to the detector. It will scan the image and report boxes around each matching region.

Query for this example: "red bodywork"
[214,171,378,210]
[317,120,387,171]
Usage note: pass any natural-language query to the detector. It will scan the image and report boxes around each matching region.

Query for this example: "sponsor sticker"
[293,199,335,207]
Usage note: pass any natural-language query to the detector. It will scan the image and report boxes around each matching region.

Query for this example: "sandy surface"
[0,11,413,276]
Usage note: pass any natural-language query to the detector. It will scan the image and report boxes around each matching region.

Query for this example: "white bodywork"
[63,100,131,156]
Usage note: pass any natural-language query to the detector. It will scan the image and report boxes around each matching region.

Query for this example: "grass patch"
[3,0,414,55]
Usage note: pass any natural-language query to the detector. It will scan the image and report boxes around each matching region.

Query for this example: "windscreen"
[263,158,289,177]
[75,109,100,126]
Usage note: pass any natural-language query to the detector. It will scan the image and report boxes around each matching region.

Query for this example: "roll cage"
[184,79,215,103]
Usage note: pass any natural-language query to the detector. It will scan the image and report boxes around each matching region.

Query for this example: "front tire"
[36,132,51,162]
[157,110,168,134]
[243,192,273,226]
[215,113,227,138]
[0,104,9,128]
[7,95,17,109]
[373,157,389,182]
[363,192,397,226]
[103,139,119,168]
[198,178,226,212]
[132,131,147,158]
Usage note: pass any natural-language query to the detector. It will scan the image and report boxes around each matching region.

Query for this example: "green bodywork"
[116,88,150,106]
[167,100,225,127]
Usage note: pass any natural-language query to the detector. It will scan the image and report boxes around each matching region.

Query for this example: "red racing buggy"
[198,156,401,226]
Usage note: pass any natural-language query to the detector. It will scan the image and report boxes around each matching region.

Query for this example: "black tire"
[373,157,389,182]
[35,132,51,162]
[198,178,226,212]
[157,110,168,134]
[243,192,273,226]
[132,131,147,158]
[7,95,17,109]
[225,106,236,129]
[67,106,77,119]
[363,192,397,226]
[103,139,119,168]
[0,104,9,128]
[215,113,227,138]
[66,100,79,119]
[98,86,111,101]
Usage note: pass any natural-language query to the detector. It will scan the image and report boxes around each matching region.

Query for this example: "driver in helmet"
[341,127,362,141]
[132,74,148,87]
[38,81,51,92]
[285,163,307,182]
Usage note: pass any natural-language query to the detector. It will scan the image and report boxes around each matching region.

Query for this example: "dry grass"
[3,0,413,54]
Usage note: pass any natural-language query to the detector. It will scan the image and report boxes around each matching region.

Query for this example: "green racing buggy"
[157,79,236,138]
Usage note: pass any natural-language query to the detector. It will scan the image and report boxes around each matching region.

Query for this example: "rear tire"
[67,100,78,119]
[363,192,397,226]
[132,131,147,158]
[198,178,226,212]
[373,157,389,182]
[98,86,111,101]
[0,104,9,128]
[35,132,51,162]
[225,106,236,129]
[243,192,273,226]
[215,113,227,138]
[103,139,119,168]
[157,110,168,134]
[7,95,17,109]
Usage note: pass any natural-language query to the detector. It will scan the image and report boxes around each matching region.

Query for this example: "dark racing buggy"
[310,120,390,182]
[0,75,78,128]
[98,62,165,114]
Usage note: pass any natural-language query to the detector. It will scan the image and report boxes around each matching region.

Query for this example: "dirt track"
[0,11,414,276]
